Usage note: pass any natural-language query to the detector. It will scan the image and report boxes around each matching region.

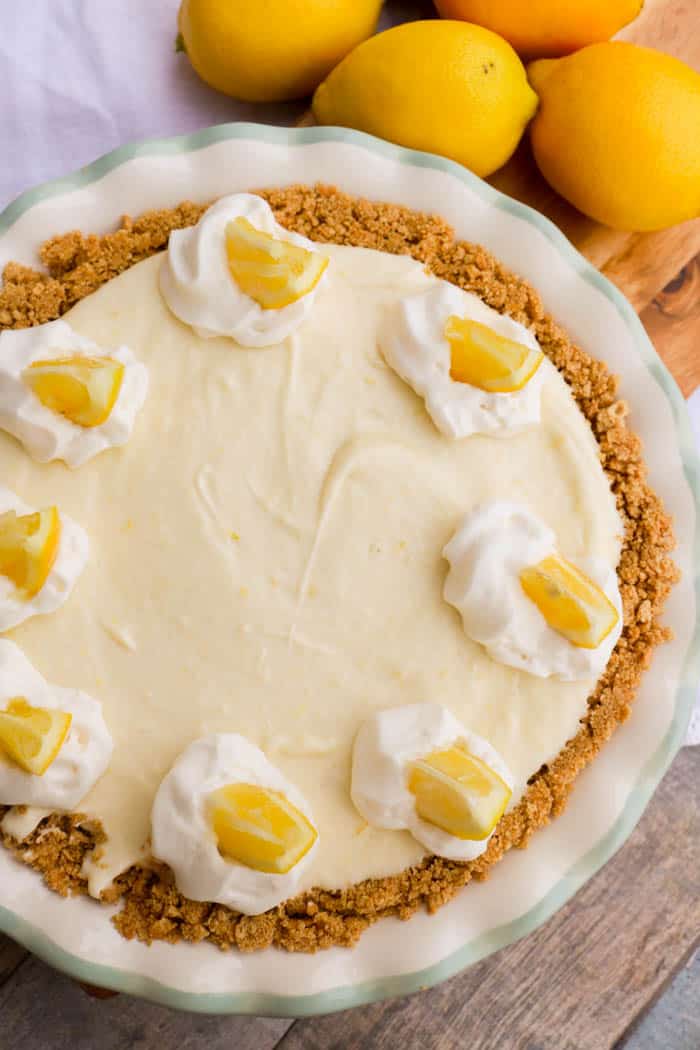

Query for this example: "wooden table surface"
[1,0,699,1046]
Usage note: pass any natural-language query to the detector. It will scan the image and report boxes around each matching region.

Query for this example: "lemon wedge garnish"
[445,315,543,393]
[519,552,619,649]
[208,782,317,874]
[23,355,125,428]
[0,507,61,600]
[408,745,511,841]
[225,217,328,310]
[0,697,72,775]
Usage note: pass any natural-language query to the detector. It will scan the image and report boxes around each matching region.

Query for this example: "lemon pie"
[0,186,675,953]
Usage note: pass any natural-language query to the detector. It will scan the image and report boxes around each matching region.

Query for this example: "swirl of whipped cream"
[159,193,329,347]
[151,733,318,915]
[351,702,513,862]
[379,281,546,438]
[0,319,149,468]
[0,640,113,809]
[443,502,622,680]
[0,486,88,633]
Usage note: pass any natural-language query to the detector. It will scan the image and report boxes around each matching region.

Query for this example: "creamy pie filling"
[0,243,622,898]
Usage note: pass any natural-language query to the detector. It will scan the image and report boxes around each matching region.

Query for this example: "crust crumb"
[0,184,677,953]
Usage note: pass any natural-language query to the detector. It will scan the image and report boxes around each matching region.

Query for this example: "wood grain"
[0,952,293,1049]
[274,749,700,1050]
[0,932,26,988]
[623,950,700,1050]
[641,254,700,396]
[599,224,700,315]
[617,0,700,63]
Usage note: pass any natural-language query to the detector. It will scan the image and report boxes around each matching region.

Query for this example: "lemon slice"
[225,217,328,310]
[0,697,72,775]
[208,782,317,874]
[519,552,619,649]
[445,315,543,393]
[0,507,61,599]
[408,745,511,841]
[23,355,125,427]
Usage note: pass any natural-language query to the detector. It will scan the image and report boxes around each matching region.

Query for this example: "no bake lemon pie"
[0,186,676,953]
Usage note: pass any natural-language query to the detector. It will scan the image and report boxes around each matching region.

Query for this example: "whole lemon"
[434,0,643,59]
[312,20,538,179]
[528,43,700,231]
[177,0,382,103]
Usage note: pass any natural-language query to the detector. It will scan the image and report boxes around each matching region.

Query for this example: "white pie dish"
[0,123,697,1016]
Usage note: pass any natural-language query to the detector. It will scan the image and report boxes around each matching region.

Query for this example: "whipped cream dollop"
[0,320,149,468]
[0,486,88,633]
[159,193,329,347]
[443,502,623,681]
[151,733,319,915]
[0,640,113,810]
[351,703,513,862]
[378,281,546,438]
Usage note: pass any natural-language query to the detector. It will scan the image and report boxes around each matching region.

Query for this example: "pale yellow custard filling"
[1,244,621,897]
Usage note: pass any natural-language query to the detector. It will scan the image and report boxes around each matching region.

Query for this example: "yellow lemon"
[0,507,61,600]
[519,552,619,649]
[23,356,124,428]
[445,315,543,392]
[312,20,538,179]
[177,0,381,103]
[225,217,328,309]
[0,698,72,776]
[434,0,643,59]
[408,746,511,840]
[208,782,317,874]
[528,43,700,231]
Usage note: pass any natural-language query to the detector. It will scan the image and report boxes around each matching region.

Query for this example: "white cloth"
[0,0,428,210]
[0,0,697,743]
[0,0,304,211]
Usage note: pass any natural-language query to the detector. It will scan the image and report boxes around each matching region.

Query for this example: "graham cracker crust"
[0,185,678,953]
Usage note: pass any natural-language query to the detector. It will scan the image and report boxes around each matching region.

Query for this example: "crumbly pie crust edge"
[0,184,678,954]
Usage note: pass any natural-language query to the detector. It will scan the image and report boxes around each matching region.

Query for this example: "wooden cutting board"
[300,0,700,394]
